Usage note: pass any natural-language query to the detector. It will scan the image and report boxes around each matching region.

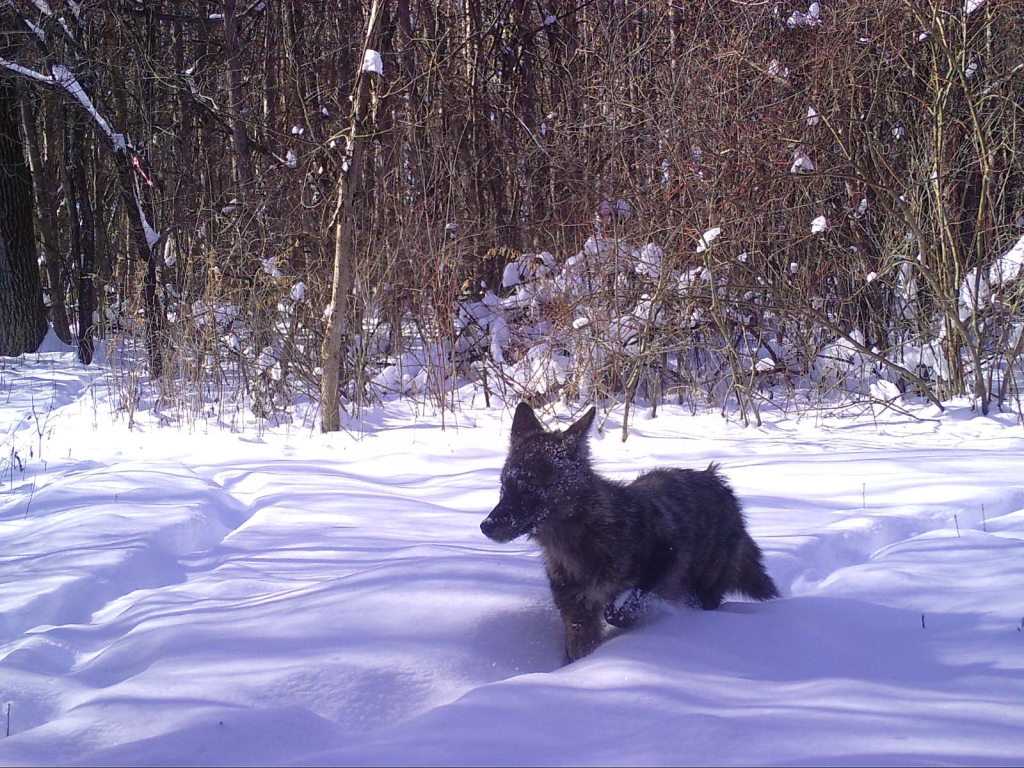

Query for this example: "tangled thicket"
[4,0,1024,429]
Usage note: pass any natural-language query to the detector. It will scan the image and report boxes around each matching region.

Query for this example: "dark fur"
[481,402,779,661]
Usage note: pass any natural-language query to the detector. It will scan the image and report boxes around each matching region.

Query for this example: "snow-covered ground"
[2,335,1023,766]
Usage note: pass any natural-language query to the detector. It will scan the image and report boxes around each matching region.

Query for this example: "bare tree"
[321,0,387,432]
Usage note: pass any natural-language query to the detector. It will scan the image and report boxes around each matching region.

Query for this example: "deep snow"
[1,335,1023,766]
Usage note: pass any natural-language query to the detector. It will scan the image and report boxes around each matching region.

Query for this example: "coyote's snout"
[479,504,536,542]
[481,402,779,662]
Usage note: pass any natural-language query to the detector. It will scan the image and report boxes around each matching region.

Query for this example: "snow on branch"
[2,15,159,256]
[0,56,53,83]
[51,64,126,152]
[787,2,821,29]
[362,49,383,76]
[0,58,127,152]
[135,198,161,249]
[24,19,47,44]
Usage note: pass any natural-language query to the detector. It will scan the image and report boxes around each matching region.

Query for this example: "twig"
[23,479,36,520]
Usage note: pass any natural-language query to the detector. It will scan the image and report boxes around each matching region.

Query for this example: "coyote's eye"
[526,483,537,493]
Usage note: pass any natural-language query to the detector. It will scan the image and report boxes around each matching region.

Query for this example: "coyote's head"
[480,402,596,542]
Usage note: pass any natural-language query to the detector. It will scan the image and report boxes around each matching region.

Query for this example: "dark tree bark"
[66,104,96,364]
[18,85,71,344]
[0,77,47,356]
[223,0,252,190]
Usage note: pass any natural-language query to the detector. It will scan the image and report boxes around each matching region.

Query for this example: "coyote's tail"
[737,538,780,601]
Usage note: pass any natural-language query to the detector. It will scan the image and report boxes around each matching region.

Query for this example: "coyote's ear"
[510,402,544,444]
[563,406,596,450]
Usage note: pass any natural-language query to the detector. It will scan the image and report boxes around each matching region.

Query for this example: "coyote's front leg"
[547,570,605,662]
[563,613,604,661]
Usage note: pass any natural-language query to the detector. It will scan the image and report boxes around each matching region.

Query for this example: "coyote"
[480,403,779,661]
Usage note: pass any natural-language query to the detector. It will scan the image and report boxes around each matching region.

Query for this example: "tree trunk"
[66,105,96,364]
[320,0,386,432]
[18,85,71,344]
[0,78,47,356]
[223,0,252,190]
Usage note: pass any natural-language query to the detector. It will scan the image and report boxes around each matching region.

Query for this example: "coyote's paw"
[604,588,651,628]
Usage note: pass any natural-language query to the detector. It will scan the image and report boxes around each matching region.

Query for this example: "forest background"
[3,0,1024,432]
